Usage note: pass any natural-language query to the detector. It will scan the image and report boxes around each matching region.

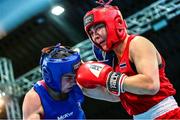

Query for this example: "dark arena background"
[0,0,179,119]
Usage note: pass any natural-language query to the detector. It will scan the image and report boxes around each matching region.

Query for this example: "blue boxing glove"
[92,44,116,67]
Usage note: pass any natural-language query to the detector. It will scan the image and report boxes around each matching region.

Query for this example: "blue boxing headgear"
[40,43,81,92]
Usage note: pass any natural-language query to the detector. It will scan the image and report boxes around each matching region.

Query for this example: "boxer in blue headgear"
[22,43,86,120]
[40,43,81,93]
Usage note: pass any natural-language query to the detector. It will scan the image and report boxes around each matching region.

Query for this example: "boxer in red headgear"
[77,0,180,119]
[84,4,127,51]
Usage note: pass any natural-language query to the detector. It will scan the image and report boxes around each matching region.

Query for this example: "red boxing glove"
[76,61,112,88]
[76,61,127,96]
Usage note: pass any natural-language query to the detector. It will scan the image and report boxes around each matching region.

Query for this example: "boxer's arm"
[78,83,120,102]
[123,36,160,95]
[22,88,43,120]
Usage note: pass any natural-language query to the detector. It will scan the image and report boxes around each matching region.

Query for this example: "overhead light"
[51,6,64,16]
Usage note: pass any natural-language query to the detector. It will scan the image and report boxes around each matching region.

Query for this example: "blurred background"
[0,0,179,119]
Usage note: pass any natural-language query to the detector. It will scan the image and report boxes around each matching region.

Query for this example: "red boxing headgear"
[84,5,127,51]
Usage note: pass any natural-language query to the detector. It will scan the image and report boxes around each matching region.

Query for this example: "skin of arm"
[77,83,120,102]
[22,88,43,120]
[77,36,160,98]
[123,36,160,95]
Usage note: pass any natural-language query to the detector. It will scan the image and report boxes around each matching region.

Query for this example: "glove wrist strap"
[106,72,127,96]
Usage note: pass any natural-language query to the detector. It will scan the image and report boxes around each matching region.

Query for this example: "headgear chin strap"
[40,43,81,92]
[84,0,127,51]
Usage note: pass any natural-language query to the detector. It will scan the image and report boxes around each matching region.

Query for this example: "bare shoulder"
[23,88,42,108]
[24,88,40,102]
[131,36,154,47]
[129,35,157,62]
[130,36,155,53]
[23,88,43,119]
